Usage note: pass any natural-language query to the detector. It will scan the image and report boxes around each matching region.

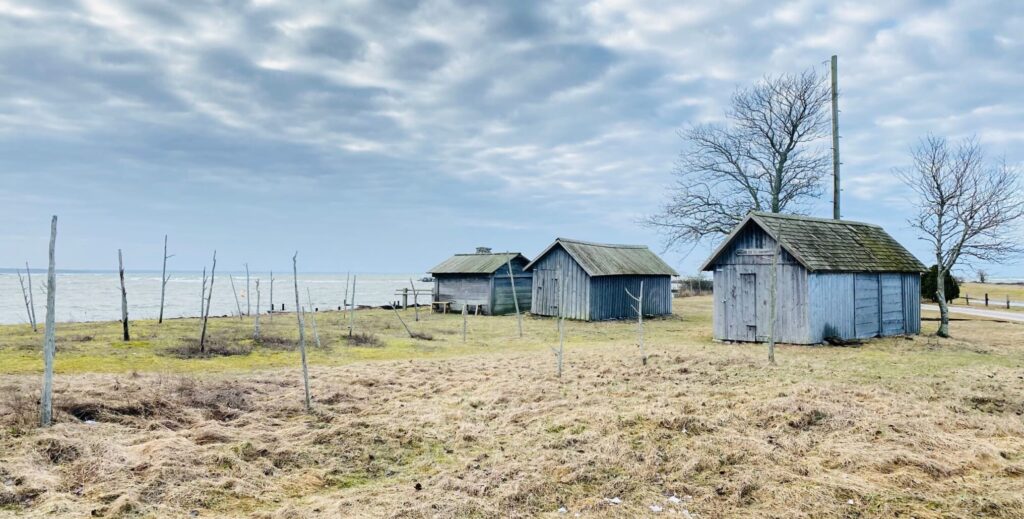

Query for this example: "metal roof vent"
[475,247,492,254]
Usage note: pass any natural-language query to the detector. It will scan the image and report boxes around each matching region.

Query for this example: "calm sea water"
[0,270,432,325]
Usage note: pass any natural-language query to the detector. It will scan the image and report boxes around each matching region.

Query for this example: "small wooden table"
[431,301,451,314]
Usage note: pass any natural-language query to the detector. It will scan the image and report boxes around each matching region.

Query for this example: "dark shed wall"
[805,272,922,342]
[588,275,672,321]
[434,275,490,313]
[490,256,533,315]
[530,246,590,320]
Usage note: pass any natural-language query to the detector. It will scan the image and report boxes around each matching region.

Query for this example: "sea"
[0,270,432,325]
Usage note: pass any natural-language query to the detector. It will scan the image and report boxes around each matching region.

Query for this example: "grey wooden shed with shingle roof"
[525,238,678,321]
[701,212,926,344]
[427,248,532,315]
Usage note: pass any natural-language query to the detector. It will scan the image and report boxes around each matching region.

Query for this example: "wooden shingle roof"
[701,212,926,273]
[525,238,679,277]
[428,252,528,275]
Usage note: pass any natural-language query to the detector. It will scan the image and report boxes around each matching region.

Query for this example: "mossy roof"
[525,238,678,277]
[701,212,927,273]
[428,253,528,275]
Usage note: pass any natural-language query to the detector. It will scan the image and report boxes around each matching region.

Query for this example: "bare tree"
[118,249,130,341]
[40,216,57,426]
[897,135,1024,337]
[25,262,37,331]
[253,278,261,341]
[229,275,243,320]
[199,251,217,353]
[17,268,36,331]
[200,266,208,317]
[625,280,646,365]
[305,287,321,348]
[646,68,831,248]
[976,270,988,283]
[293,252,311,412]
[159,235,173,324]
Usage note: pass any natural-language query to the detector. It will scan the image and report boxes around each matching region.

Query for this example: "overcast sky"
[1,0,1022,277]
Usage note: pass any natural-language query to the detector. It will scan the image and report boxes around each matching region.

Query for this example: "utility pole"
[831,54,841,220]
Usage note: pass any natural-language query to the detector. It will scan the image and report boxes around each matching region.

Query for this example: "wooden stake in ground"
[39,215,57,427]
[625,280,646,365]
[159,235,173,324]
[253,279,261,341]
[348,275,357,337]
[26,262,38,331]
[229,275,243,320]
[305,287,321,348]
[118,249,130,341]
[269,271,274,320]
[199,251,216,353]
[343,271,350,312]
[462,302,468,343]
[409,278,419,322]
[17,268,36,332]
[506,259,522,338]
[293,252,311,412]
[767,223,782,365]
[245,263,250,316]
[200,267,207,318]
[549,267,565,377]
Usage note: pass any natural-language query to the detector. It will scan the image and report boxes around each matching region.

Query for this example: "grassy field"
[952,282,1024,312]
[2,298,1023,518]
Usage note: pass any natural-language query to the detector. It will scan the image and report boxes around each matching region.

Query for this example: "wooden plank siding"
[807,273,855,343]
[435,275,491,312]
[530,246,590,320]
[587,275,672,321]
[902,273,921,334]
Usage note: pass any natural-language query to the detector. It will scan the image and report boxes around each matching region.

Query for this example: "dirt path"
[923,304,1024,323]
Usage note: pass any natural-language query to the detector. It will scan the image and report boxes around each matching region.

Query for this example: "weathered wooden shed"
[701,212,926,344]
[524,238,678,321]
[427,248,532,315]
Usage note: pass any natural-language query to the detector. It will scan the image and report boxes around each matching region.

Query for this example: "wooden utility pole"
[199,251,216,353]
[118,249,130,341]
[40,216,57,426]
[625,280,646,365]
[25,262,37,331]
[159,235,172,323]
[293,252,311,412]
[507,260,523,338]
[831,54,841,220]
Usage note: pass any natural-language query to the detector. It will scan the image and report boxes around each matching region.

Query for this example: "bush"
[922,265,960,303]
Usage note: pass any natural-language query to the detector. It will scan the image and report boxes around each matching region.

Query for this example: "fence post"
[402,288,409,309]
[965,294,969,306]
[985,293,989,307]
[1008,295,1012,310]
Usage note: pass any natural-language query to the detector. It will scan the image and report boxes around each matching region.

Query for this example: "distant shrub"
[346,332,383,347]
[922,265,960,303]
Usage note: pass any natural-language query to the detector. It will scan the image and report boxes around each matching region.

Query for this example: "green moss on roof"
[525,238,678,277]
[702,212,926,273]
[428,253,527,275]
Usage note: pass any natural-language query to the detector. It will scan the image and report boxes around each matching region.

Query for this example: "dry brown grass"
[1,298,1023,518]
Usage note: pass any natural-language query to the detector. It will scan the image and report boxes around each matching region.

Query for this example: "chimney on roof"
[475,247,492,254]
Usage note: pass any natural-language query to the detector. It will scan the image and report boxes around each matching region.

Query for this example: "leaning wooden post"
[159,235,172,324]
[306,287,321,348]
[409,278,420,322]
[462,302,468,343]
[245,263,251,316]
[39,215,57,427]
[625,280,645,365]
[348,275,357,337]
[506,259,522,338]
[229,275,243,320]
[293,252,312,412]
[200,267,207,317]
[25,262,37,331]
[269,271,274,320]
[118,249,130,341]
[199,251,217,353]
[343,271,350,314]
[17,269,35,331]
[253,279,261,341]
[393,305,415,338]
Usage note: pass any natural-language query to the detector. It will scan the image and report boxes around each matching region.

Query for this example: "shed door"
[533,268,558,316]
[739,273,757,341]
[854,274,880,338]
[880,274,905,335]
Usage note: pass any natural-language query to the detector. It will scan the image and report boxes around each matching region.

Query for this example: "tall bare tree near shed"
[293,252,312,412]
[40,216,57,426]
[159,235,173,324]
[118,249,130,341]
[897,135,1024,337]
[646,68,831,248]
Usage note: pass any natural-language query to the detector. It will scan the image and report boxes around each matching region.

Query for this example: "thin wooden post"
[985,293,989,307]
[293,252,311,412]
[402,288,409,309]
[25,262,37,331]
[393,305,414,338]
[306,287,321,348]
[269,271,274,320]
[556,267,565,377]
[348,275,357,337]
[507,260,522,338]
[1008,295,1011,310]
[831,54,841,220]
[200,267,207,317]
[159,235,172,324]
[409,278,420,322]
[17,269,35,331]
[462,302,468,342]
[199,251,216,353]
[343,272,350,319]
[965,294,970,306]
[253,279,261,341]
[767,223,781,365]
[39,215,57,427]
[245,263,251,316]
[118,249,130,341]
[625,280,645,365]
[229,275,243,320]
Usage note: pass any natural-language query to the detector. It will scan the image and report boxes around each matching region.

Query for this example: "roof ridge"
[751,211,882,229]
[556,237,647,249]
[452,252,521,256]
